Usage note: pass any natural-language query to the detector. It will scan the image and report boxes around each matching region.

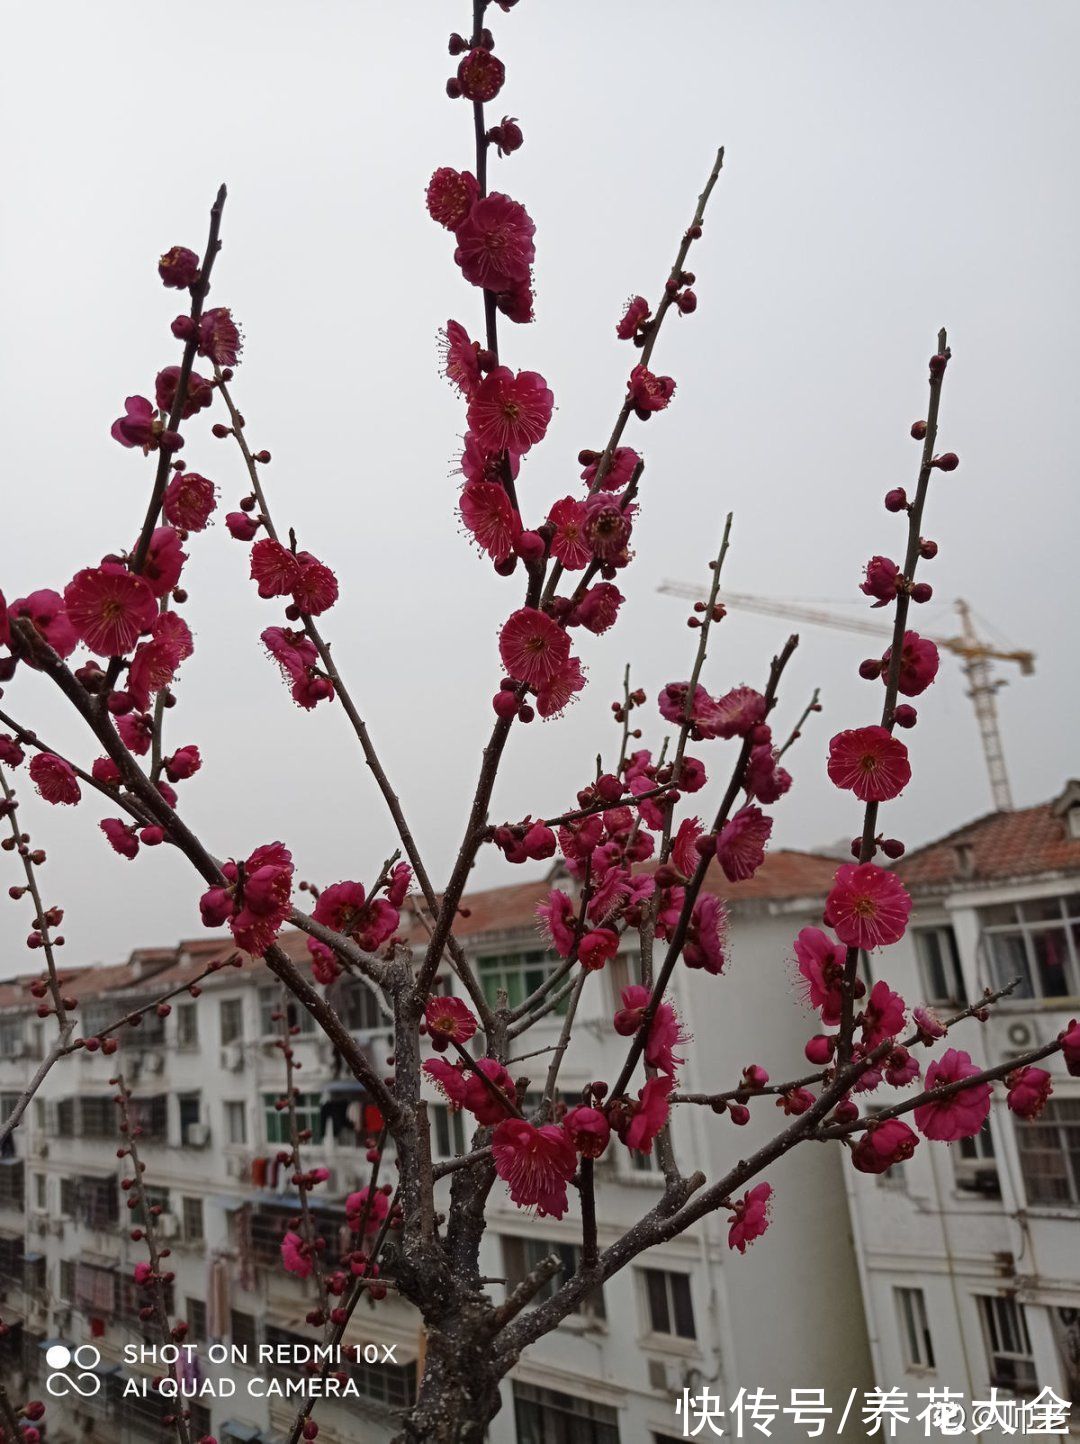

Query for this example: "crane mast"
[658,583,1035,813]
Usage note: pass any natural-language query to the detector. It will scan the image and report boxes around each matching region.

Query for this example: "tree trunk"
[396,1329,504,1443]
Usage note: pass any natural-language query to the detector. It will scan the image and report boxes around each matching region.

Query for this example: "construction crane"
[658,583,1035,813]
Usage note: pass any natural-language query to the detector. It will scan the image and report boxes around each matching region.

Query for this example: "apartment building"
[842,782,1080,1438]
[0,848,874,1444]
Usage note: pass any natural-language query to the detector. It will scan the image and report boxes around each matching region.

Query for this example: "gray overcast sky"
[2,1,1077,968]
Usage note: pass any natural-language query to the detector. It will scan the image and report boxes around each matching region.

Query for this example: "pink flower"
[827,727,912,803]
[581,446,640,493]
[617,1075,673,1153]
[227,511,259,541]
[291,555,338,617]
[345,1186,390,1235]
[10,590,78,659]
[535,655,586,719]
[563,1106,611,1158]
[308,939,340,985]
[884,1047,920,1088]
[117,711,153,755]
[163,471,217,532]
[423,1058,469,1108]
[440,320,482,398]
[705,687,768,740]
[386,863,412,907]
[825,864,912,949]
[616,295,651,340]
[164,745,201,783]
[453,192,535,291]
[456,47,505,102]
[460,481,521,562]
[461,1058,517,1125]
[28,753,80,806]
[101,817,140,859]
[913,1005,946,1042]
[727,1182,772,1254]
[158,246,199,288]
[467,368,553,455]
[127,611,194,710]
[426,167,479,231]
[313,881,398,952]
[881,631,940,697]
[861,980,906,1047]
[578,928,620,972]
[569,582,624,634]
[672,817,703,878]
[198,307,242,367]
[627,364,675,417]
[547,497,591,570]
[494,276,535,324]
[251,539,300,598]
[492,1118,577,1219]
[0,736,24,767]
[1006,1066,1052,1120]
[1061,1019,1080,1076]
[583,495,634,568]
[204,842,293,957]
[794,927,847,1026]
[613,984,685,1076]
[499,608,570,687]
[744,744,792,804]
[537,889,577,957]
[142,527,187,598]
[914,1048,992,1141]
[281,1231,312,1278]
[425,996,478,1046]
[659,682,713,731]
[111,395,158,450]
[133,1261,154,1286]
[715,806,772,882]
[155,366,213,420]
[851,1119,918,1174]
[262,627,334,710]
[860,556,901,607]
[684,893,727,973]
[64,565,157,657]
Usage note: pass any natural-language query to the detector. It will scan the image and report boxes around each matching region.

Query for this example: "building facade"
[0,850,874,1443]
[842,783,1080,1439]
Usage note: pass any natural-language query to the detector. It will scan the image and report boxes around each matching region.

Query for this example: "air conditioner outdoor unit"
[157,1212,180,1239]
[220,1043,244,1072]
[185,1123,210,1148]
[1003,1018,1040,1052]
[226,1153,251,1180]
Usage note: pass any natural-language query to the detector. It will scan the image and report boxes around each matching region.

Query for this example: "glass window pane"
[987,934,1032,997]
[671,1275,696,1338]
[645,1270,670,1334]
[1032,928,1071,997]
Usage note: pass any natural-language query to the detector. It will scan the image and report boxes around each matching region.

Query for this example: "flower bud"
[910,420,927,439]
[909,582,933,604]
[881,838,906,860]
[884,487,907,512]
[932,452,959,472]
[158,246,200,289]
[893,704,917,728]
[918,538,938,560]
[858,658,883,681]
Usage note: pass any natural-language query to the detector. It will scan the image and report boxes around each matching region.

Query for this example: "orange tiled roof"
[896,791,1080,892]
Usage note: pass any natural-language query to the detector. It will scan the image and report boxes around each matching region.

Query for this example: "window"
[225,1100,248,1146]
[513,1382,620,1444]
[129,1095,169,1141]
[231,1309,258,1354]
[642,1268,696,1340]
[132,1185,170,1229]
[978,1295,1037,1394]
[608,950,643,1003]
[1015,1098,1080,1206]
[259,985,316,1037]
[182,1197,204,1242]
[60,1258,75,1301]
[54,1097,76,1137]
[186,1297,207,1342]
[980,895,1080,1000]
[34,1174,46,1209]
[74,1260,117,1316]
[80,1095,116,1139]
[502,1236,605,1320]
[478,951,564,1012]
[0,1021,23,1056]
[67,1175,119,1229]
[895,1287,935,1370]
[179,1092,202,1144]
[263,1091,322,1145]
[220,998,244,1044]
[23,1253,46,1296]
[176,1003,198,1048]
[955,1120,1000,1198]
[0,1235,23,1277]
[915,927,967,1006]
[0,1161,24,1210]
[432,1104,466,1160]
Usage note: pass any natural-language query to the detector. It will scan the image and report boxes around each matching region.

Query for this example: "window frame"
[979,894,1080,1001]
[477,950,566,1013]
[641,1266,696,1341]
[977,1294,1037,1395]
[1014,1096,1080,1207]
[895,1286,935,1371]
[914,925,967,1007]
[219,997,244,1045]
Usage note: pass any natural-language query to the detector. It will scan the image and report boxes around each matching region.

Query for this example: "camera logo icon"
[45,1344,102,1398]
